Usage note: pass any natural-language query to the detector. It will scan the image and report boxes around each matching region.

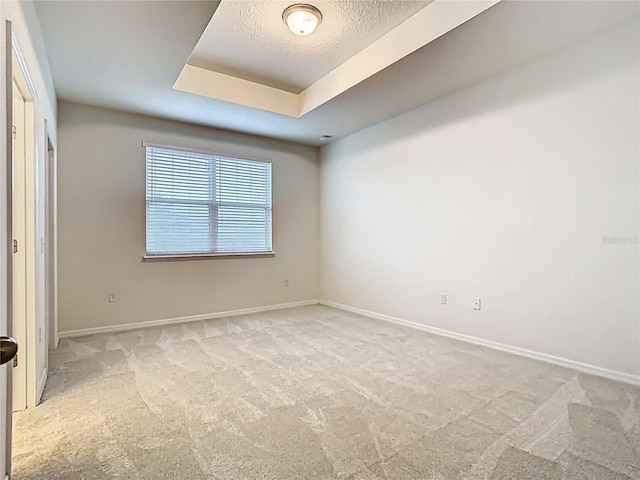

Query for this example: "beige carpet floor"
[11,305,640,479]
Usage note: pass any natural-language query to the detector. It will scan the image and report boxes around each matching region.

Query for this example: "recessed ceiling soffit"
[174,0,501,118]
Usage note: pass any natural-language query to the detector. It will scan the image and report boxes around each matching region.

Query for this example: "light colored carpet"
[11,305,640,479]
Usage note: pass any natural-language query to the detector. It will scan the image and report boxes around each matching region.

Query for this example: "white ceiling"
[34,1,639,146]
[190,0,430,93]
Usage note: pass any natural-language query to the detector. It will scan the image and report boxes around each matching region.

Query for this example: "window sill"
[142,252,275,262]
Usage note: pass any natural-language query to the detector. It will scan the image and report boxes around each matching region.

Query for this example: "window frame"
[142,142,275,262]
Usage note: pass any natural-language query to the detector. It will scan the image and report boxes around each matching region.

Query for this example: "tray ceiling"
[174,0,498,117]
[189,0,430,93]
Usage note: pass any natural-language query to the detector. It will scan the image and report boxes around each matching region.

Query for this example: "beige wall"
[57,102,319,332]
[319,21,640,376]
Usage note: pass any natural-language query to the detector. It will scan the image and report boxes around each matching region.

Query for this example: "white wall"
[57,102,319,333]
[0,0,57,412]
[320,20,640,376]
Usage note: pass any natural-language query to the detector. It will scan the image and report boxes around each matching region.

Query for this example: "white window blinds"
[145,144,272,256]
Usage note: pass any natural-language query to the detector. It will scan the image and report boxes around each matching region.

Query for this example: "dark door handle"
[0,336,18,365]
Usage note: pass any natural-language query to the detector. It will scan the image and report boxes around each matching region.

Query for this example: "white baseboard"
[59,299,320,339]
[320,300,640,387]
[37,368,47,404]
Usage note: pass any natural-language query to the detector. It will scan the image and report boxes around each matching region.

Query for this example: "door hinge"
[13,239,18,254]
[13,353,18,367]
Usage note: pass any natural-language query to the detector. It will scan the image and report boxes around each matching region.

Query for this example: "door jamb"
[44,121,57,354]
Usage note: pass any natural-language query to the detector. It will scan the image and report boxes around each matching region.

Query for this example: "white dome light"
[283,4,322,36]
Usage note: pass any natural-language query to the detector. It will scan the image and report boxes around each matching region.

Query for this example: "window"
[144,143,272,257]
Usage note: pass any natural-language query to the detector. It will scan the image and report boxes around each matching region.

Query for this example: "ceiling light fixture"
[283,4,322,36]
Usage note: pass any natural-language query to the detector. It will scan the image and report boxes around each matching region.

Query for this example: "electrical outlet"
[283,278,289,287]
[109,293,117,303]
[473,297,481,310]
[440,293,447,305]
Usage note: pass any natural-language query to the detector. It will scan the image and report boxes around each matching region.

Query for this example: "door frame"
[10,28,39,413]
[10,76,26,413]
[44,124,57,355]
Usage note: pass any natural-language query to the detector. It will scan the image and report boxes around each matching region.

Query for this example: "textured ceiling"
[189,0,430,93]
